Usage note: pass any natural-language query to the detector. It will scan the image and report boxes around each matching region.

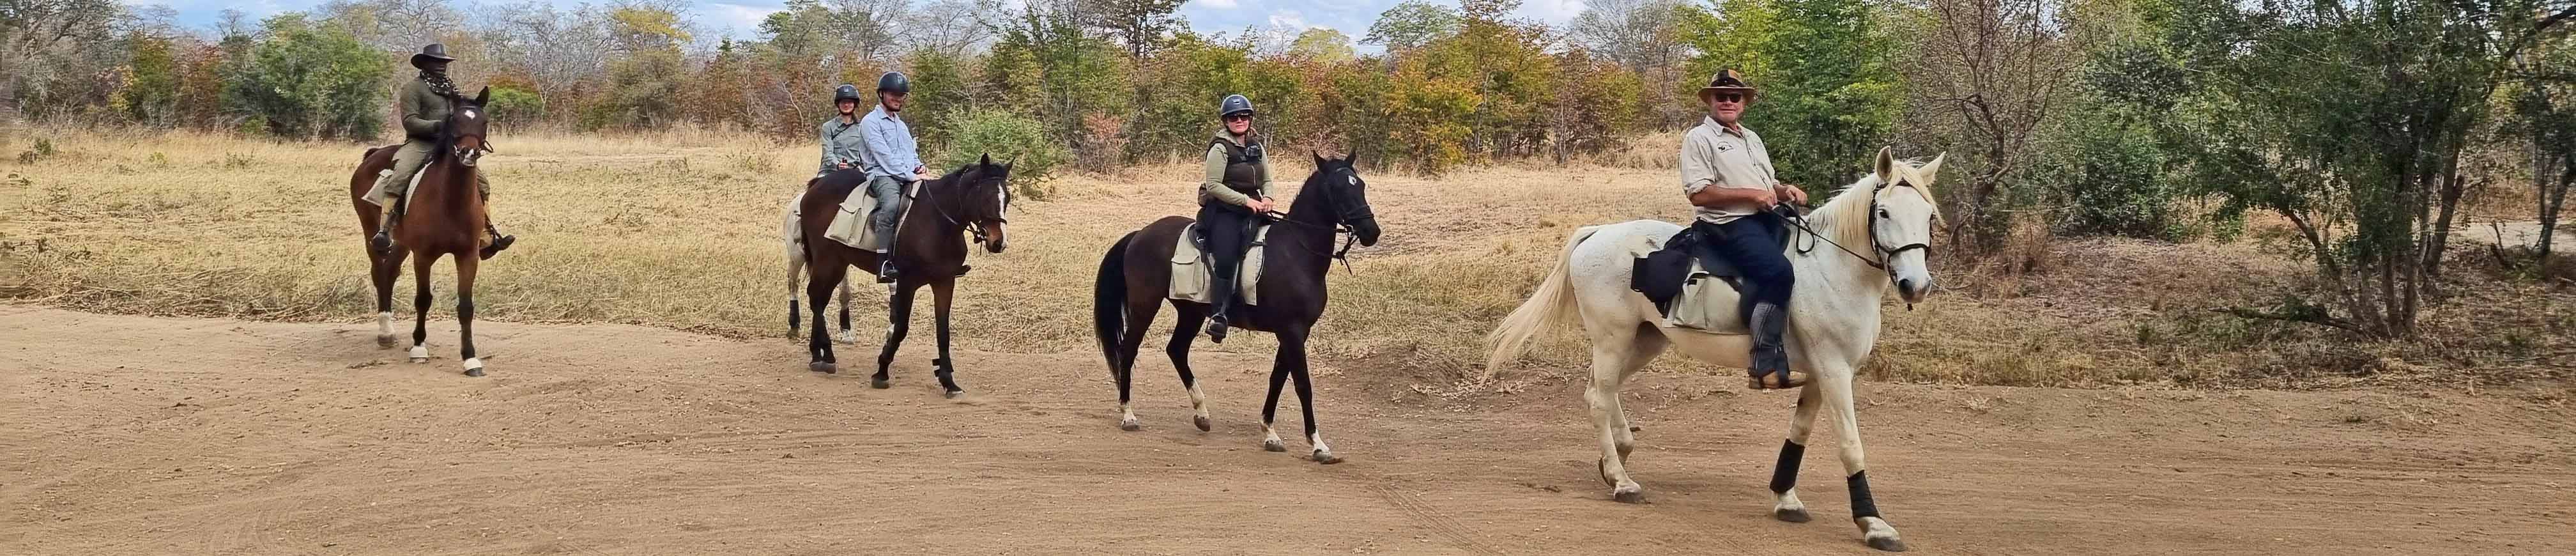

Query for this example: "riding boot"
[1747,302,1808,389]
[369,210,397,254]
[479,224,516,260]
[1203,277,1235,343]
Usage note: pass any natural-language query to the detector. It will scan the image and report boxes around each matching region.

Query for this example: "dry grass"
[5,126,2569,392]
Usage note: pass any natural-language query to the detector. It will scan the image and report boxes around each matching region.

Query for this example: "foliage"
[219,13,394,140]
[1363,1,1464,52]
[935,108,1064,200]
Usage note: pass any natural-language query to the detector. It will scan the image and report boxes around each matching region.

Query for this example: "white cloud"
[700,3,783,38]
[1195,0,1239,9]
[1266,10,1311,30]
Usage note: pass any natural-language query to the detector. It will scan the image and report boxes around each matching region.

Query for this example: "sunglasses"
[1710,93,1746,104]
[1224,114,1253,122]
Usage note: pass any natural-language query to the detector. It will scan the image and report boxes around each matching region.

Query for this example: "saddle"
[1630,209,1800,332]
[816,173,913,250]
[1168,222,1268,305]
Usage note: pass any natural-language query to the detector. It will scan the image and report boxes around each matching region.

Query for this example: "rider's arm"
[859,116,902,177]
[1690,185,1771,208]
[1200,144,1252,206]
[399,83,440,138]
[820,122,839,169]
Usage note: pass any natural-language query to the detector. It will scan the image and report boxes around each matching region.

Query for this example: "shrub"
[935,109,1066,201]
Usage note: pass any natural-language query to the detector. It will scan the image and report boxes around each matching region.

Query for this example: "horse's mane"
[1811,161,1941,251]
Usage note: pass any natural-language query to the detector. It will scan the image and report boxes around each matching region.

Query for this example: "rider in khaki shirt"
[1678,68,1810,390]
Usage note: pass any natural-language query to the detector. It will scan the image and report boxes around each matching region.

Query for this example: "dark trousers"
[1689,213,1795,317]
[1197,203,1257,281]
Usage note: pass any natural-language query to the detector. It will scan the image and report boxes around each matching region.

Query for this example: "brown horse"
[796,156,1012,397]
[1091,153,1381,463]
[347,86,498,376]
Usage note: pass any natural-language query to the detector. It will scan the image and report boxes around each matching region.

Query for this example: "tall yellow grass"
[6,127,2567,390]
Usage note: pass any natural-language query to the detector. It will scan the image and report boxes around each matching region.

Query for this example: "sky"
[132,0,1593,49]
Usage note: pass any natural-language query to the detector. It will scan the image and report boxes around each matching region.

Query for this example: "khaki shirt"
[1679,116,1777,224]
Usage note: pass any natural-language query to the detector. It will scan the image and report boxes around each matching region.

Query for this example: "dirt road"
[4,305,2570,555]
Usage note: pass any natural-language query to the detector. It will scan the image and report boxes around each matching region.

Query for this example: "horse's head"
[446,86,495,167]
[1867,146,1944,304]
[1307,151,1381,247]
[948,153,1013,253]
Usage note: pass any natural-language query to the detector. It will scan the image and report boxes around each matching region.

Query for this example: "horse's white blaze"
[463,109,477,120]
[463,357,484,371]
[376,312,394,336]
[408,344,429,361]
[1485,151,1942,536]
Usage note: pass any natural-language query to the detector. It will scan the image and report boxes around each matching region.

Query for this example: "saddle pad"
[820,180,914,250]
[1625,226,1751,334]
[1169,223,1267,305]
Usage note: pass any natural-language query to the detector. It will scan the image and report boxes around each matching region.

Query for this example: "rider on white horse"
[1680,68,1811,389]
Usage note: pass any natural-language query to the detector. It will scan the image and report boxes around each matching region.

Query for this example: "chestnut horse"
[1091,153,1381,463]
[346,86,498,376]
[795,156,1011,397]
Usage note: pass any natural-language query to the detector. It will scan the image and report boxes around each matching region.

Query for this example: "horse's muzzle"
[1353,219,1383,247]
[981,223,1008,253]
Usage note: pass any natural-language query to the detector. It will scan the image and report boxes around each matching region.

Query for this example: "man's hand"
[834,162,850,170]
[913,166,927,175]
[913,172,937,182]
[1775,183,1808,206]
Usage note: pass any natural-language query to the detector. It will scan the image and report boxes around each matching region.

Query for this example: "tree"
[1570,0,1690,127]
[1683,0,1901,190]
[220,13,394,140]
[1906,0,2083,247]
[3,0,125,120]
[1078,0,1183,58]
[1363,1,1462,52]
[112,33,180,125]
[2507,34,2576,265]
[1288,27,1355,65]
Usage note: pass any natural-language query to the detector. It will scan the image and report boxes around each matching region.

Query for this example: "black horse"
[1092,153,1383,463]
[797,156,1011,397]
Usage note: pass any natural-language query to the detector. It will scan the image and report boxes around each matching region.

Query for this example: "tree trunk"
[2542,163,2572,262]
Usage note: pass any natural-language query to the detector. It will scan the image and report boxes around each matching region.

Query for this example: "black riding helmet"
[832,83,861,105]
[878,72,910,95]
[1220,94,1254,118]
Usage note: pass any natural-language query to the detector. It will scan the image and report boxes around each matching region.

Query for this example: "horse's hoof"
[1774,507,1812,523]
[943,389,963,399]
[1610,486,1646,504]
[1859,518,1906,552]
[407,345,429,364]
[809,362,837,374]
[1119,418,1142,431]
[1193,415,1212,432]
[1312,450,1344,465]
[462,357,485,378]
[1262,439,1287,452]
[870,376,890,389]
[1866,537,1909,552]
[376,335,397,349]
[833,332,857,345]
[463,367,485,377]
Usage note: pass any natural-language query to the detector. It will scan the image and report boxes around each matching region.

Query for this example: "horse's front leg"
[806,263,843,374]
[873,281,917,389]
[408,255,434,364]
[456,256,484,377]
[1277,326,1340,464]
[928,278,963,398]
[372,251,407,349]
[1821,371,1905,552]
[1770,383,1826,522]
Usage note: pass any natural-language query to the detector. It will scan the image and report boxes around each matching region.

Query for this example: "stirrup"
[876,258,899,284]
[1203,317,1230,344]
[479,232,514,260]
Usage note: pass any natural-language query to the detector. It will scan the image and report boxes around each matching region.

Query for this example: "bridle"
[1784,179,1932,287]
[1261,165,1372,273]
[914,169,1008,244]
[446,105,493,167]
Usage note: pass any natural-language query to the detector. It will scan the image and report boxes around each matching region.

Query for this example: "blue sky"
[136,0,1591,46]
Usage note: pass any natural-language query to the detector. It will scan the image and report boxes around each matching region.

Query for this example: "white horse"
[782,194,857,344]
[1486,147,1942,552]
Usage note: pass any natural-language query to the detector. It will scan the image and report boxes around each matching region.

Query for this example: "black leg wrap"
[1770,440,1806,494]
[1847,471,1880,518]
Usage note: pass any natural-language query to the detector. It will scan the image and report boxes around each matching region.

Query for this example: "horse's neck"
[418,160,480,212]
[903,178,965,235]
[1790,210,1892,305]
[1272,184,1339,274]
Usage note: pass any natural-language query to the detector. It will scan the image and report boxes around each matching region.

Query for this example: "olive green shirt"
[398,78,452,139]
[1199,130,1273,206]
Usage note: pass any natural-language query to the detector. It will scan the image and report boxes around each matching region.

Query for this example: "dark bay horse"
[346,86,498,376]
[796,156,1011,397]
[1091,153,1381,463]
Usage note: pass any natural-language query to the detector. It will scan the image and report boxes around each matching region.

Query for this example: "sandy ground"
[4,305,2572,555]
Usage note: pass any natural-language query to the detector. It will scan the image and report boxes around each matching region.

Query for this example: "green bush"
[2040,102,2177,240]
[935,109,1065,201]
[484,86,545,130]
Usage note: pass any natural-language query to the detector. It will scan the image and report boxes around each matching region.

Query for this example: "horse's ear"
[1346,149,1360,168]
[1873,146,1896,185]
[1312,150,1327,167]
[980,153,992,167]
[1918,153,1946,183]
[472,86,489,106]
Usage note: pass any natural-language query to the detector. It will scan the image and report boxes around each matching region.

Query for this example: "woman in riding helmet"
[1197,94,1271,343]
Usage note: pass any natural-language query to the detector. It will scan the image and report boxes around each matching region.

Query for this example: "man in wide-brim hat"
[1678,68,1810,390]
[364,43,515,259]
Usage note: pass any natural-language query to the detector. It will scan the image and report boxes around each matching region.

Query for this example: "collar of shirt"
[870,105,901,124]
[1701,116,1752,139]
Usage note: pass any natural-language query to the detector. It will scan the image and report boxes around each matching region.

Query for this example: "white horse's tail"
[1483,225,1600,379]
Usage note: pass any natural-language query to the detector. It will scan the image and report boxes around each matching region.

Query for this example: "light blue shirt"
[857,105,921,180]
